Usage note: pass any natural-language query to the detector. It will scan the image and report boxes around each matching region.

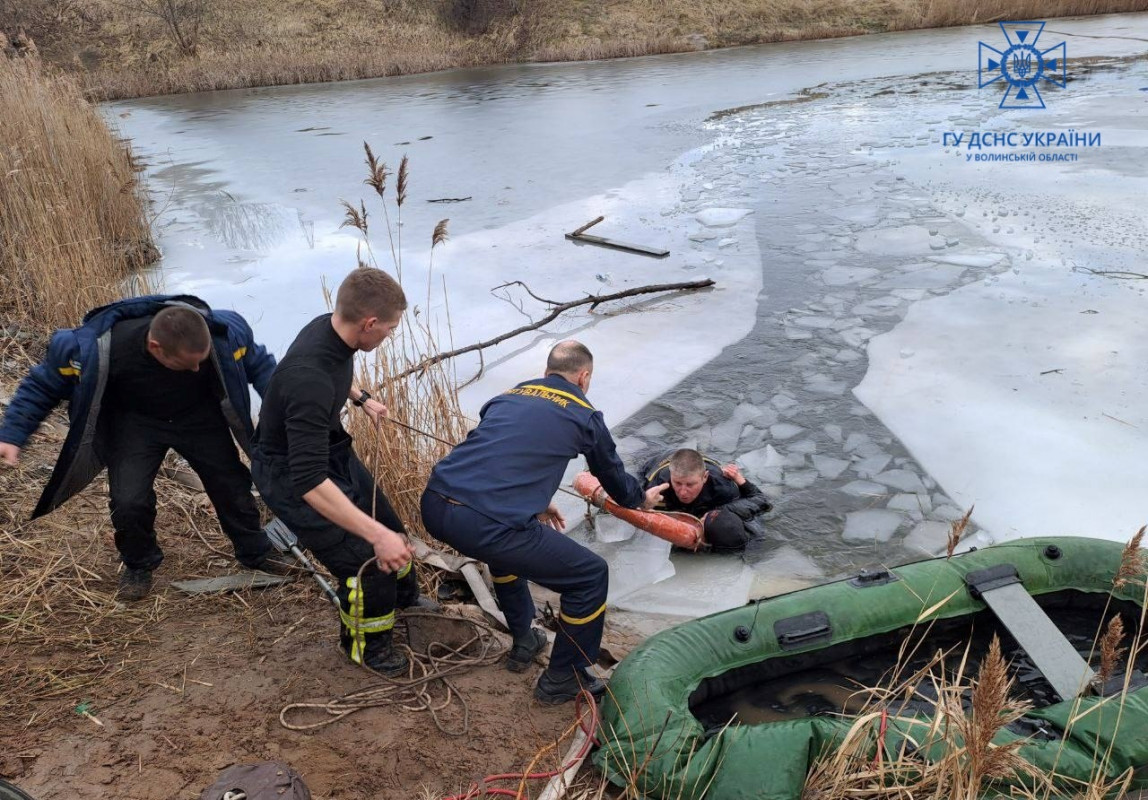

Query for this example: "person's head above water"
[545,340,593,394]
[668,448,708,503]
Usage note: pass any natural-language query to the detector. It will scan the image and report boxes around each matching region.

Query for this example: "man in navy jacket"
[421,340,666,704]
[0,295,285,600]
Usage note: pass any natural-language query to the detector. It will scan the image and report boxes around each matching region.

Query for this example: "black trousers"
[103,414,270,571]
[421,489,608,672]
[252,440,418,662]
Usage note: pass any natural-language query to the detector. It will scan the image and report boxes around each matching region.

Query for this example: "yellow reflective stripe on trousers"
[560,603,606,626]
[339,608,395,633]
[345,577,365,663]
[396,561,411,579]
[492,574,518,584]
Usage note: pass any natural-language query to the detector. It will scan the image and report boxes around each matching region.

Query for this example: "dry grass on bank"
[0,408,263,730]
[6,0,1147,101]
[0,60,154,331]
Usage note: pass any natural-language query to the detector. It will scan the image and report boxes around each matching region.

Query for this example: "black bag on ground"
[199,762,311,800]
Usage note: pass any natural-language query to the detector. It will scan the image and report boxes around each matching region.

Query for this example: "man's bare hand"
[362,397,389,423]
[0,442,20,467]
[538,503,566,531]
[642,482,669,510]
[370,526,414,573]
[722,463,746,486]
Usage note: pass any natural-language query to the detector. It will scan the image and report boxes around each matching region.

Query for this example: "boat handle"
[774,611,832,651]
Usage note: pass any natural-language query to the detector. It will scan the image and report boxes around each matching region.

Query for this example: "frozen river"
[109,14,1148,623]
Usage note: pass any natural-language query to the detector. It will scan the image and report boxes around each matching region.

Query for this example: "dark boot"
[402,595,442,613]
[506,628,548,673]
[247,552,300,575]
[534,666,606,705]
[359,632,409,678]
[116,567,153,601]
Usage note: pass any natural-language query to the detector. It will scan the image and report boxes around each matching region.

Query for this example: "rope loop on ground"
[279,610,507,735]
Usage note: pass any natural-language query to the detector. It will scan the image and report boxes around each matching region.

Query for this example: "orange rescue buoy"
[573,472,704,551]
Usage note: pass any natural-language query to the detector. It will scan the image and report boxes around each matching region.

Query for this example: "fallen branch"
[1077,267,1148,280]
[395,278,715,378]
[571,215,605,237]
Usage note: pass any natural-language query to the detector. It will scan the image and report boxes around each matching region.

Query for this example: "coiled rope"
[279,609,507,735]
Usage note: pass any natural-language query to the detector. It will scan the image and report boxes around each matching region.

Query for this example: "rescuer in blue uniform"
[0,295,288,600]
[421,340,667,705]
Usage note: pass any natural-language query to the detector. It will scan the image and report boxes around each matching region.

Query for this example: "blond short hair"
[669,448,706,478]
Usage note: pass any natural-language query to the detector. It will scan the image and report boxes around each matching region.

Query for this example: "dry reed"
[1097,615,1127,686]
[1114,525,1146,589]
[0,59,155,330]
[336,143,470,543]
[802,637,1038,800]
[0,61,159,728]
[25,0,1148,100]
[947,506,974,558]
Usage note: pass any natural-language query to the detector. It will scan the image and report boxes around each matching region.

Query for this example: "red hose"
[441,690,600,800]
[872,708,888,767]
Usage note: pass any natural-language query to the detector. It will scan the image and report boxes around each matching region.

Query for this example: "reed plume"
[339,199,369,234]
[364,142,389,199]
[946,506,974,559]
[1114,526,1146,589]
[432,219,450,248]
[1097,614,1127,686]
[397,155,410,208]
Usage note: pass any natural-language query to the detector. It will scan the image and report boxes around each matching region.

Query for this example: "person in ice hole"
[640,447,773,552]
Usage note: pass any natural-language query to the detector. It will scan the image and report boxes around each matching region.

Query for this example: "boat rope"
[278,607,507,735]
[282,553,506,734]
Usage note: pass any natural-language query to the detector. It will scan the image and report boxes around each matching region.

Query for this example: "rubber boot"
[534,665,606,705]
[506,628,548,673]
[116,567,153,601]
[360,631,409,678]
[247,553,299,575]
[403,595,442,613]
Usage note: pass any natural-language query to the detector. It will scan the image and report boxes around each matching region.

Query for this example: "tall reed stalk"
[337,143,469,540]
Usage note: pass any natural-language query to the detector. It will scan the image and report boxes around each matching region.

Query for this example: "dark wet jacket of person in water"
[640,449,773,552]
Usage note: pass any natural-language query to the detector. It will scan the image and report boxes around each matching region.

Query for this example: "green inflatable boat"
[596,537,1148,799]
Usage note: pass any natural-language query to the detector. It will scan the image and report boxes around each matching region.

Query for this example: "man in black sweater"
[251,268,428,676]
[640,448,774,552]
